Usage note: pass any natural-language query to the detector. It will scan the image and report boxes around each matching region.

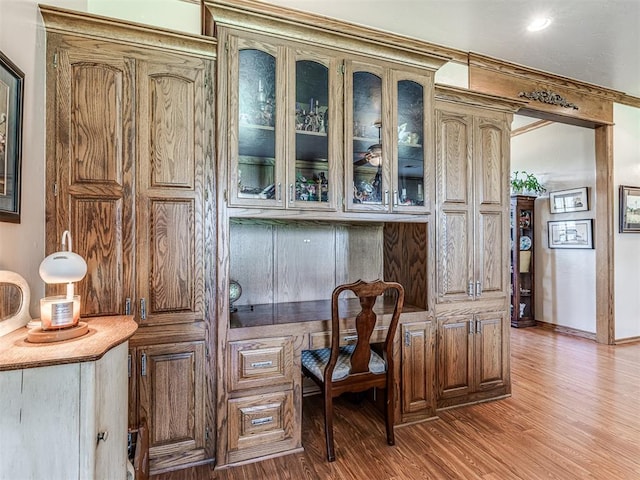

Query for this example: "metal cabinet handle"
[97,431,109,444]
[289,184,294,204]
[277,182,282,201]
[468,320,474,335]
[476,281,482,297]
[393,190,399,207]
[250,361,273,368]
[251,416,273,426]
[125,298,131,315]
[343,335,358,343]
[404,330,411,347]
[140,298,146,320]
[476,320,481,334]
[384,190,389,205]
[468,281,474,297]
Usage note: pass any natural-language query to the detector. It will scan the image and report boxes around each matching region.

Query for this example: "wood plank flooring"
[154,327,640,480]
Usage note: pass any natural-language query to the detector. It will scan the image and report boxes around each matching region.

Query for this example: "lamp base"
[26,321,89,344]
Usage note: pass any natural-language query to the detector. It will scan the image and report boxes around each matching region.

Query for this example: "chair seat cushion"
[301,344,386,382]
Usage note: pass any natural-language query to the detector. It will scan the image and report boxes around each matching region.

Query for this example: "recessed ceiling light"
[527,17,552,32]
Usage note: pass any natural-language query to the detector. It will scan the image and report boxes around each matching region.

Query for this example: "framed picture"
[0,50,24,223]
[548,219,593,249]
[549,187,588,214]
[619,185,640,233]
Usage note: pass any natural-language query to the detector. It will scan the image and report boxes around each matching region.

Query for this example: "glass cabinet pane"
[397,80,424,206]
[352,71,383,206]
[294,60,329,204]
[238,49,277,200]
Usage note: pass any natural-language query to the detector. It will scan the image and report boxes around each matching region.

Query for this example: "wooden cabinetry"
[221,29,342,211]
[400,320,436,421]
[0,316,136,480]
[434,86,522,408]
[435,89,511,304]
[510,195,536,327]
[436,311,508,408]
[226,336,301,464]
[42,7,216,475]
[345,60,435,213]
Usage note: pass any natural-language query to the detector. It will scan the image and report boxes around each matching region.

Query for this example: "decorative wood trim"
[468,53,615,125]
[39,4,217,58]
[203,0,450,71]
[614,336,640,345]
[594,124,615,345]
[435,84,527,113]
[511,120,553,137]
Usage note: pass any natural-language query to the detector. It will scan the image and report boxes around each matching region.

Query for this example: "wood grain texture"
[154,328,640,480]
[0,315,137,371]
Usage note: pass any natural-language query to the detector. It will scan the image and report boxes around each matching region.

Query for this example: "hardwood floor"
[154,327,640,479]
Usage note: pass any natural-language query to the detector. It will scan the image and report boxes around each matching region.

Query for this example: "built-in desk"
[223,298,434,466]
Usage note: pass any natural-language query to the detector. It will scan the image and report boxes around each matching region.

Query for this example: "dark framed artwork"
[0,50,24,223]
[549,187,589,214]
[548,219,593,249]
[619,185,640,233]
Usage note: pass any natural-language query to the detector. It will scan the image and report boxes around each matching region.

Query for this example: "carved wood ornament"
[518,90,579,110]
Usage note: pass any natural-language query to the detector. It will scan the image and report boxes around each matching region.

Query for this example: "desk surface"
[0,315,138,371]
[230,297,424,329]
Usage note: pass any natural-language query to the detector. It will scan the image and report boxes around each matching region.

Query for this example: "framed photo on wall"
[549,187,588,214]
[619,185,640,233]
[548,219,593,249]
[0,50,24,223]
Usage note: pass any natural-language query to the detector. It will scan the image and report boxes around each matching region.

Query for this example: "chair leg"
[323,390,336,462]
[385,387,395,446]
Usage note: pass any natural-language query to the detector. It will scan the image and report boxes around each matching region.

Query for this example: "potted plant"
[511,170,545,196]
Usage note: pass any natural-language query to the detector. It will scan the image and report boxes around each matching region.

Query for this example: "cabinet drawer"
[229,337,294,391]
[309,326,388,349]
[227,390,298,463]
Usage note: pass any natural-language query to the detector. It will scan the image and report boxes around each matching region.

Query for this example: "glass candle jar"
[39,295,80,330]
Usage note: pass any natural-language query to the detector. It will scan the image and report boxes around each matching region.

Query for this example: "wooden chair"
[301,279,404,462]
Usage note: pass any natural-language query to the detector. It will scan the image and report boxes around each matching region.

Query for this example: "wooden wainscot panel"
[468,53,616,125]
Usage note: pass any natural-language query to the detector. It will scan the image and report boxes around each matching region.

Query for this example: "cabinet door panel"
[475,312,507,391]
[437,316,473,400]
[137,57,206,325]
[477,210,505,298]
[475,119,506,206]
[401,321,435,415]
[138,341,206,473]
[436,111,472,206]
[51,41,134,318]
[437,210,473,301]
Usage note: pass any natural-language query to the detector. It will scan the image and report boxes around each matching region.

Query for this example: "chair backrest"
[327,279,404,380]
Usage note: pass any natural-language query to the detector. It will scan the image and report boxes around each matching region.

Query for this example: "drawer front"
[227,390,299,463]
[309,326,388,350]
[229,337,294,391]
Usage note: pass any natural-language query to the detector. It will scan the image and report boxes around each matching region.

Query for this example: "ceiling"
[258,0,640,99]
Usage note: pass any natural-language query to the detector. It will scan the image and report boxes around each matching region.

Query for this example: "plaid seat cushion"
[301,344,386,382]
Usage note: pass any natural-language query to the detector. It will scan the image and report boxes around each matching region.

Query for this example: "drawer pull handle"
[250,360,273,368]
[343,335,358,343]
[251,416,273,426]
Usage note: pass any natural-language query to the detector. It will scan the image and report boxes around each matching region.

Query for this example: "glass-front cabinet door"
[288,49,340,210]
[346,61,433,213]
[393,71,433,213]
[346,61,389,212]
[229,36,285,208]
[227,32,340,210]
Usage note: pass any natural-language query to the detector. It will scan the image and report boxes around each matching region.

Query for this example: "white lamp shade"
[39,251,87,284]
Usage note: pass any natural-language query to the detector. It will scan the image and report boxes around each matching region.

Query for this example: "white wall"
[613,103,640,341]
[511,120,597,333]
[0,0,199,318]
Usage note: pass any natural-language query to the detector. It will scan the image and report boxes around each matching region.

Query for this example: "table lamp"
[38,230,87,330]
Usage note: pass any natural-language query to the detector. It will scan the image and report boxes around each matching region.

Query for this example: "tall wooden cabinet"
[510,195,536,327]
[42,7,216,475]
[434,86,522,408]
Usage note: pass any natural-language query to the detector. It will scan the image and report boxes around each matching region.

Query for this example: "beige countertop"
[0,315,137,371]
